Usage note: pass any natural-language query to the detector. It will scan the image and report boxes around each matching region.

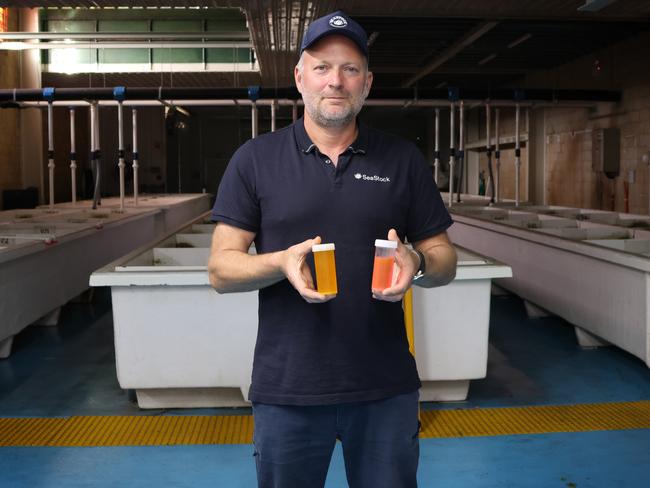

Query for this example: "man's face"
[295,35,373,129]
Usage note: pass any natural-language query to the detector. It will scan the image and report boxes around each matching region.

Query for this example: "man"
[208,10,457,488]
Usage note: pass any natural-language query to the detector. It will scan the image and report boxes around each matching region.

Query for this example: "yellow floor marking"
[1,401,649,447]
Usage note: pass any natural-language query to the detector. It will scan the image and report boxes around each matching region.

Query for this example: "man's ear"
[294,66,303,94]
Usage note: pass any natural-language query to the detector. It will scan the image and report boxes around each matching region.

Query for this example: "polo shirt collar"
[294,116,368,155]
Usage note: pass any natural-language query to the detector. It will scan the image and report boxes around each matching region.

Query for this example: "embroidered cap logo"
[329,16,348,28]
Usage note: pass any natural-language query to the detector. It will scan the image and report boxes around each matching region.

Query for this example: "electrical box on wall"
[592,128,620,178]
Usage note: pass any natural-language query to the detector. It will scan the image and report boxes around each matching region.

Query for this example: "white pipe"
[271,100,276,132]
[93,103,102,209]
[69,108,76,204]
[90,103,95,160]
[459,100,465,197]
[117,100,125,211]
[486,103,491,151]
[251,102,258,138]
[132,108,139,206]
[1,32,250,41]
[434,108,440,185]
[515,103,521,207]
[47,102,54,210]
[3,41,253,50]
[486,103,491,200]
[89,104,95,208]
[449,102,455,207]
[495,108,501,203]
[20,99,595,109]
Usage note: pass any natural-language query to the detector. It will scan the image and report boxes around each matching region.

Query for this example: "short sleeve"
[406,145,453,243]
[211,142,261,232]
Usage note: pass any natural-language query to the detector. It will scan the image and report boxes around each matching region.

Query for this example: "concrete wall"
[524,29,650,213]
[0,9,21,209]
[0,8,42,210]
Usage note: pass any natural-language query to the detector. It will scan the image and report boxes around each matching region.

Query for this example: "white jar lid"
[374,239,398,249]
[312,243,335,252]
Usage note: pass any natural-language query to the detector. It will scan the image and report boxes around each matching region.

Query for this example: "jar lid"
[312,243,335,252]
[374,239,398,249]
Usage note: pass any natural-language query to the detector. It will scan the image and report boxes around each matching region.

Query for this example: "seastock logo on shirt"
[354,173,391,183]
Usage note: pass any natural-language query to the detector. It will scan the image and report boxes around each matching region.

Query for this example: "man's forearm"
[208,249,286,293]
[413,243,457,288]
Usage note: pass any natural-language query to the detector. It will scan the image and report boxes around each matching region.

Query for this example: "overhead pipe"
[2,41,252,50]
[115,87,126,211]
[0,87,622,104]
[44,88,55,210]
[495,108,501,203]
[433,108,440,185]
[17,99,610,110]
[132,108,139,206]
[456,101,465,203]
[0,31,250,41]
[69,108,76,205]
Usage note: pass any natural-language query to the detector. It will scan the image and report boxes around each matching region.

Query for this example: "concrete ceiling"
[8,0,650,89]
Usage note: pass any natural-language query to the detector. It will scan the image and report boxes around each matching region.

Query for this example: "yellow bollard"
[403,288,415,357]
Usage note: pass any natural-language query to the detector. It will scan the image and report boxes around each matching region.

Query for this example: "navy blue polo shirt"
[212,117,452,406]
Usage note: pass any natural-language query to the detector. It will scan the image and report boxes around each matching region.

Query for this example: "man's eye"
[314,65,327,71]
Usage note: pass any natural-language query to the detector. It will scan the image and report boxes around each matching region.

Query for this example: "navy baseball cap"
[300,11,368,57]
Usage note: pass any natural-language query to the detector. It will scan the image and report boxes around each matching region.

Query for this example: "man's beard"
[303,87,369,128]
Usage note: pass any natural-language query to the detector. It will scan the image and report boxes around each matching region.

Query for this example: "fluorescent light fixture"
[0,41,27,50]
[577,0,617,12]
[478,53,497,66]
[507,33,532,49]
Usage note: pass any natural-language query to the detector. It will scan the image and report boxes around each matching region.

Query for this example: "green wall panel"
[152,20,203,32]
[152,48,202,64]
[98,48,149,64]
[206,48,250,63]
[98,20,149,32]
[41,9,253,71]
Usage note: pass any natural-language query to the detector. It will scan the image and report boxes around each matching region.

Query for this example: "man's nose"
[327,68,344,88]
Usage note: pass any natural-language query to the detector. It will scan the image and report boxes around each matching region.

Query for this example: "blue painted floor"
[1,289,650,487]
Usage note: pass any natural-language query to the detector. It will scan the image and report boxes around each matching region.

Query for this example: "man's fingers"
[302,289,336,303]
[387,228,400,242]
[372,289,404,302]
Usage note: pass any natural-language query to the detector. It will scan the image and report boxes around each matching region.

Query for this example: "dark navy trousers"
[252,391,420,488]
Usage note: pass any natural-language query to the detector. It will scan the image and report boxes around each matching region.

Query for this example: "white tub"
[448,212,650,367]
[415,249,512,401]
[40,193,213,234]
[0,209,164,358]
[90,224,511,408]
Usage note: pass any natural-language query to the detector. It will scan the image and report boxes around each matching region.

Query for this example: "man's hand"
[372,229,419,302]
[282,236,336,304]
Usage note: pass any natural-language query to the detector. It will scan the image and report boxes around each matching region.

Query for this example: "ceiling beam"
[402,20,499,87]
[373,66,526,75]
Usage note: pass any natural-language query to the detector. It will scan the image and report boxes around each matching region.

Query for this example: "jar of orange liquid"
[372,239,397,290]
[312,243,338,295]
